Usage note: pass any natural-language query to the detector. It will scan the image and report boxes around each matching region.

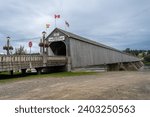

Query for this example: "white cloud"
[0,0,150,53]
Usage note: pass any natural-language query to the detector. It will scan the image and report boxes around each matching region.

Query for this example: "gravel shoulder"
[0,71,150,100]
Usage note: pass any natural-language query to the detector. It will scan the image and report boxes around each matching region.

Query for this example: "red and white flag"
[54,14,60,19]
[65,21,70,27]
[46,24,50,28]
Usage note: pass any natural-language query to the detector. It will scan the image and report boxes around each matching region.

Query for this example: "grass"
[144,62,150,66]
[0,71,97,84]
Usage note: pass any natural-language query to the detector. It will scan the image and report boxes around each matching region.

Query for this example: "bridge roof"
[48,28,139,59]
[54,28,122,53]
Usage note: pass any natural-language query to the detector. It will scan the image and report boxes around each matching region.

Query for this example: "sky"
[0,0,150,54]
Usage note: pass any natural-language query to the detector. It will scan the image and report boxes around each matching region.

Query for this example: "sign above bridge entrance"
[48,36,65,42]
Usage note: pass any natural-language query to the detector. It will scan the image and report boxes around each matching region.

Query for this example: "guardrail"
[0,55,67,72]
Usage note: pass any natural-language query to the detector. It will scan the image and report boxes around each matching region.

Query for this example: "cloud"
[0,0,150,54]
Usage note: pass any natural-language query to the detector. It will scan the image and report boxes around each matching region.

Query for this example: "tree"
[133,50,139,56]
[14,46,27,55]
[148,50,150,55]
[144,55,150,62]
[142,52,145,58]
[125,48,130,53]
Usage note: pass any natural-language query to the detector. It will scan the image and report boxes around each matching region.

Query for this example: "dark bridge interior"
[50,41,66,56]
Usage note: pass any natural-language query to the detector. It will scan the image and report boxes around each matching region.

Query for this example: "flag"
[46,24,50,28]
[54,14,60,19]
[65,21,70,27]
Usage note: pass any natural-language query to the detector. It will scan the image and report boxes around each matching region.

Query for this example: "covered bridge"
[0,28,143,74]
[45,28,143,71]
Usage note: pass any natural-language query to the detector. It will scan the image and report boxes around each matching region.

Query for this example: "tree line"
[123,48,150,63]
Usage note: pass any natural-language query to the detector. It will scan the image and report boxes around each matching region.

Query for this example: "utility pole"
[3,36,13,55]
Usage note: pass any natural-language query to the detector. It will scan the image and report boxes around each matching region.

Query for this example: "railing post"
[10,70,13,76]
[66,57,71,72]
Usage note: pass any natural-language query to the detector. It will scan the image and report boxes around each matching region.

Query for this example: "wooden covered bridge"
[0,28,143,75]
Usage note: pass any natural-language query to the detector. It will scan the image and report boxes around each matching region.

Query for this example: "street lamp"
[42,31,46,54]
[42,31,46,38]
[7,36,10,40]
[39,31,49,55]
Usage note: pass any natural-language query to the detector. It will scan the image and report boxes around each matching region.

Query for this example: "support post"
[10,70,13,76]
[36,68,42,74]
[21,69,26,75]
[66,57,71,72]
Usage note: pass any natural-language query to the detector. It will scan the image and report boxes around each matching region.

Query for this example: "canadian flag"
[54,14,60,19]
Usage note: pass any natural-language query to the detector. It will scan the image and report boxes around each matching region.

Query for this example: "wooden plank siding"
[69,38,139,68]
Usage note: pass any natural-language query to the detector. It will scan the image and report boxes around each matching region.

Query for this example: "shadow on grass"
[0,71,97,82]
[0,71,72,80]
[0,72,37,80]
[0,71,60,80]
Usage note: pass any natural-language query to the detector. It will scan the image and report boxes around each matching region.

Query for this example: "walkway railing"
[0,55,67,72]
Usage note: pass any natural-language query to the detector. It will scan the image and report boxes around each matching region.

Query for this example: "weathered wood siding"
[69,38,140,68]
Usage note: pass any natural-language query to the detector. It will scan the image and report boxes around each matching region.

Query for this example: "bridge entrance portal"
[50,41,66,56]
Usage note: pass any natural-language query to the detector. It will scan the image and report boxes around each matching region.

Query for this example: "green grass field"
[0,71,97,83]
[144,62,150,66]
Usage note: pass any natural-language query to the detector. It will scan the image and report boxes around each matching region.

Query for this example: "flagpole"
[46,27,47,33]
[54,14,60,28]
[55,18,56,28]
[65,22,66,31]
